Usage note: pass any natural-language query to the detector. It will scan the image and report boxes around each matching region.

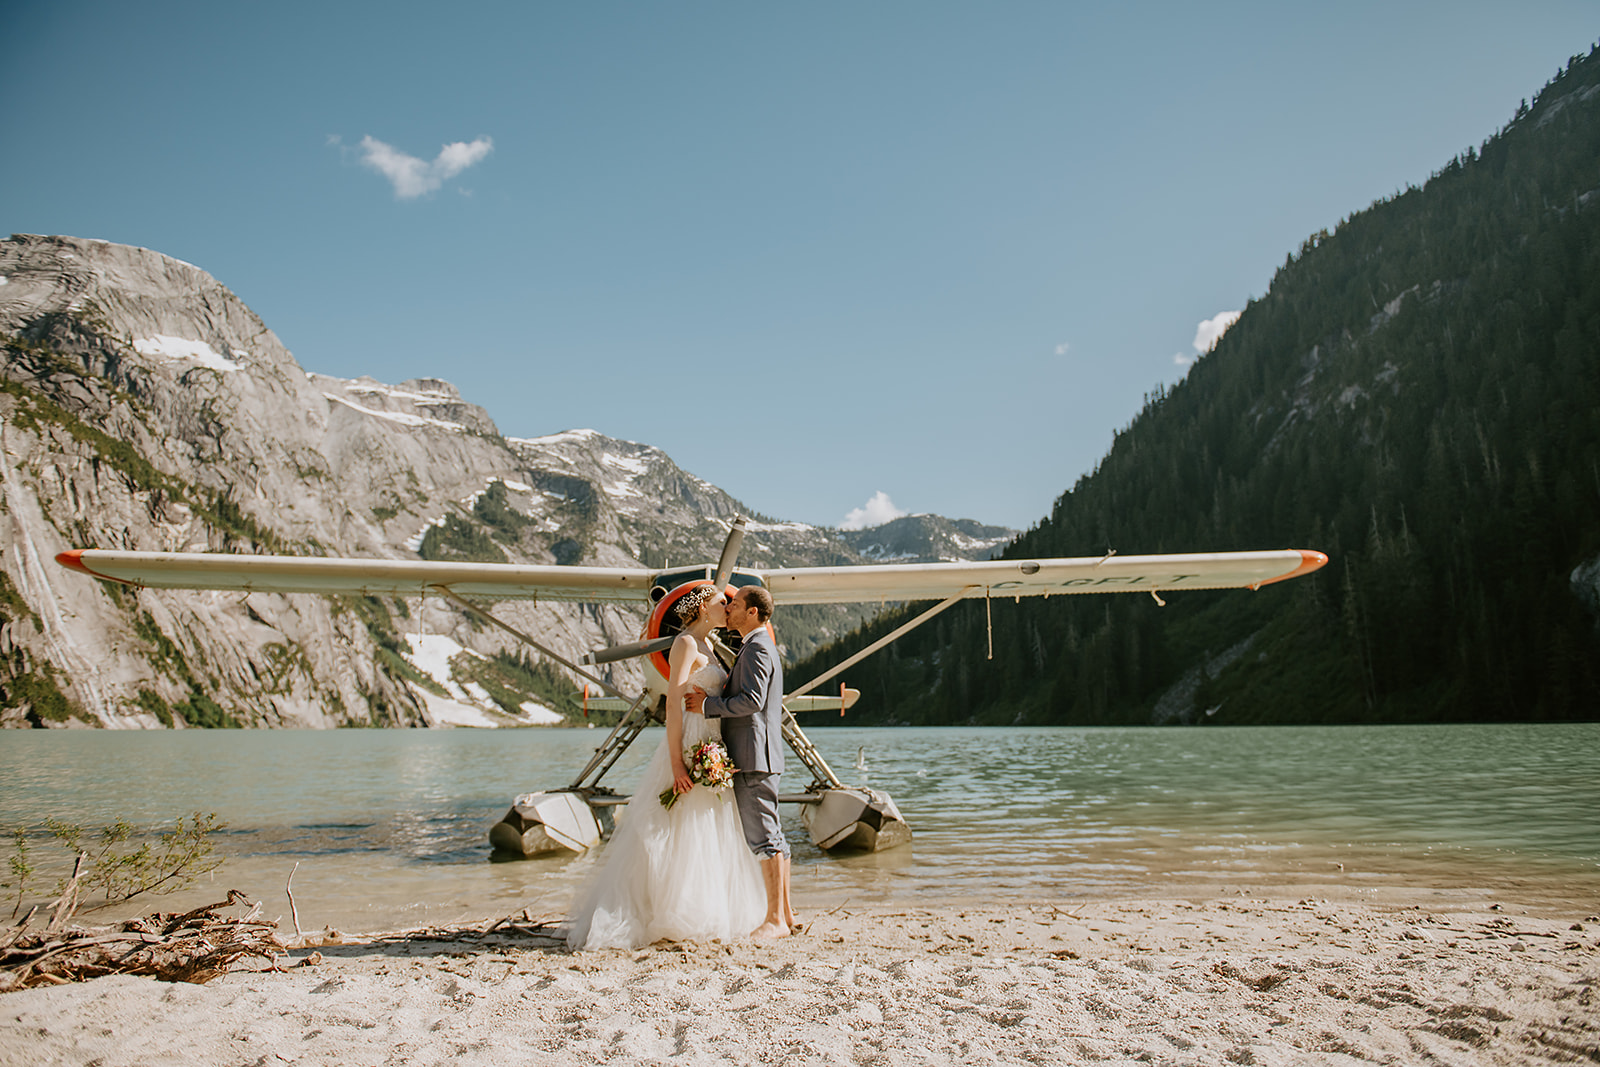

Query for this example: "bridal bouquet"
[659,739,738,810]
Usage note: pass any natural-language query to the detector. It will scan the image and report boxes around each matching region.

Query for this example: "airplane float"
[56,519,1327,858]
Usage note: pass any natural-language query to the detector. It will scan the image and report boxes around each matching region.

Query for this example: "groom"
[685,585,794,939]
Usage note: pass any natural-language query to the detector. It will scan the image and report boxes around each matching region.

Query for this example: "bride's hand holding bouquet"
[660,739,737,810]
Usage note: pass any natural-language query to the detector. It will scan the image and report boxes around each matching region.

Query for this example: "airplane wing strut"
[788,585,978,700]
[435,588,628,702]
[433,587,661,791]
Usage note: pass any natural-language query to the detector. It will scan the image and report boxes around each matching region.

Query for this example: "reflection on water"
[1,723,1595,932]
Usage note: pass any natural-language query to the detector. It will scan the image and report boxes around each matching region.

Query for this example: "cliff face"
[0,235,996,728]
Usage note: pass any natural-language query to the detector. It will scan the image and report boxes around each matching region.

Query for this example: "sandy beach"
[3,887,1596,1066]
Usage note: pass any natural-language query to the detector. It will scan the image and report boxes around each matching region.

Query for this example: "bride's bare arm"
[665,634,698,795]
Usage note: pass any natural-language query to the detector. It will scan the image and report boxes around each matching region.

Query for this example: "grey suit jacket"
[702,626,785,775]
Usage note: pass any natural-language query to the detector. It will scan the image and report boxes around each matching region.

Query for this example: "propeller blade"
[713,515,747,591]
[585,517,745,667]
[581,635,676,666]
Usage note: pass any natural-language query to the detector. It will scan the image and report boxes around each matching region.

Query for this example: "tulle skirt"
[565,724,766,950]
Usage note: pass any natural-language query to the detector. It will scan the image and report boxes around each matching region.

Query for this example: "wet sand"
[3,887,1597,1066]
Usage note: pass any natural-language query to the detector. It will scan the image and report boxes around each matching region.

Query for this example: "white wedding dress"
[565,658,767,950]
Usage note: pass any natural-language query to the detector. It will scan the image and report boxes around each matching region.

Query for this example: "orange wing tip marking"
[56,550,93,573]
[56,550,138,586]
[1255,550,1329,588]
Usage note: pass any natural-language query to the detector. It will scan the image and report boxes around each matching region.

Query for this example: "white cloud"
[1173,352,1193,367]
[358,135,494,199]
[434,138,492,176]
[841,491,907,531]
[1054,342,1071,356]
[1192,310,1242,354]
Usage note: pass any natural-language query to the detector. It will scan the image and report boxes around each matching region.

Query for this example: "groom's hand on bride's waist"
[685,687,707,715]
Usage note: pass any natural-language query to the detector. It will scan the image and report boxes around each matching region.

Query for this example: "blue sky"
[3,3,1595,532]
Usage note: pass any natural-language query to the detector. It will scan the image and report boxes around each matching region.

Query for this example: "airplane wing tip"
[56,549,91,573]
[1255,549,1329,587]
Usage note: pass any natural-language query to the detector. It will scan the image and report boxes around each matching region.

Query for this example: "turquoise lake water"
[1,723,1596,932]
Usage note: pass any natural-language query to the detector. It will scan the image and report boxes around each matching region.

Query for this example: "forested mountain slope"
[796,47,1600,726]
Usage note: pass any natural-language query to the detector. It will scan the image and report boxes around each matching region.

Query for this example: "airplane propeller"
[712,515,746,592]
[580,515,747,667]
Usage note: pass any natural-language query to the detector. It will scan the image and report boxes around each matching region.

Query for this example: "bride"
[565,584,767,950]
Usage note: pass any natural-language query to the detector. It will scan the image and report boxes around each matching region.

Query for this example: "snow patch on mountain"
[514,429,600,447]
[404,632,478,687]
[323,392,469,432]
[402,633,502,728]
[746,520,818,533]
[399,632,565,727]
[133,335,242,372]
[347,381,456,404]
[418,692,503,729]
[519,701,564,725]
[858,545,920,562]
[401,523,437,553]
[310,374,498,434]
[401,477,535,552]
[601,453,649,475]
[950,531,1011,552]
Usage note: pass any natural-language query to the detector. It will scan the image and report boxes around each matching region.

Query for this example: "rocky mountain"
[838,515,1014,564]
[0,235,1000,728]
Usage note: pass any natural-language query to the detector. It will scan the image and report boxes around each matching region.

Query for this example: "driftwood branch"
[0,907,40,952]
[46,854,86,935]
[285,862,303,944]
[0,890,285,992]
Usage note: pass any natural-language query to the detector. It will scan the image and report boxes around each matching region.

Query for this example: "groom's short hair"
[739,585,774,623]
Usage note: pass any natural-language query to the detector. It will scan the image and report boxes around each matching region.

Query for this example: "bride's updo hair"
[674,584,719,625]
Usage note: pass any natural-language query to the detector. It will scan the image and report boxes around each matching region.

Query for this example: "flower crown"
[674,585,719,625]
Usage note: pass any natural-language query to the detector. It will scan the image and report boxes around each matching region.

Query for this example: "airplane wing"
[756,550,1327,604]
[56,550,653,603]
[56,547,1326,605]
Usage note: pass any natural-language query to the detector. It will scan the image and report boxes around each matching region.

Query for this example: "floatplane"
[56,520,1326,857]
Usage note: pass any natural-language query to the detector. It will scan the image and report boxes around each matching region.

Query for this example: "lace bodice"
[688,658,728,694]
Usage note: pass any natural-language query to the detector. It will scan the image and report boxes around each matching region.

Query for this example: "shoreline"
[3,887,1596,1065]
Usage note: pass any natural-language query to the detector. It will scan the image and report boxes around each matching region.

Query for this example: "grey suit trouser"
[733,771,788,858]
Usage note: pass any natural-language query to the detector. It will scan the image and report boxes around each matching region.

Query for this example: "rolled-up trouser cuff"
[734,771,788,858]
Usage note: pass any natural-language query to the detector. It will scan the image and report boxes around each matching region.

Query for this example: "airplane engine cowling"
[645,581,737,679]
[643,580,775,679]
